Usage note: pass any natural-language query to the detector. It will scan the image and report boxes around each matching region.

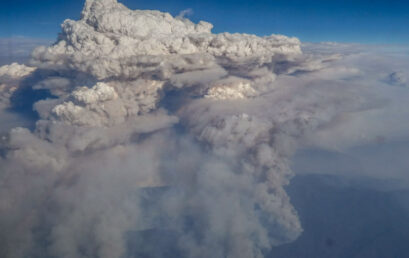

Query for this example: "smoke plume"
[0,0,407,257]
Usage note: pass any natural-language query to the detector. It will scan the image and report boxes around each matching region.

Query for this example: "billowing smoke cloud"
[0,0,408,257]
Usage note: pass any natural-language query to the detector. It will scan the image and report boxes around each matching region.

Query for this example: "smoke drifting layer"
[0,0,404,257]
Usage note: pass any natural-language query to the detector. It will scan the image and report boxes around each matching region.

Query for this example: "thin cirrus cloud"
[0,37,53,65]
[0,0,408,257]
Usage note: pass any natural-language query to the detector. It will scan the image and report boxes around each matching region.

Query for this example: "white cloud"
[177,8,194,18]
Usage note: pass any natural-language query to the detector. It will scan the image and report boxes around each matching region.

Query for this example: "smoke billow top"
[0,0,407,257]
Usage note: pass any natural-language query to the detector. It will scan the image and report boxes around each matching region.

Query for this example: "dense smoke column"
[0,0,376,257]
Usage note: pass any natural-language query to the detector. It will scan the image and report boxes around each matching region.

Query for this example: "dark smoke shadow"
[126,229,184,258]
[7,68,97,130]
[7,69,58,128]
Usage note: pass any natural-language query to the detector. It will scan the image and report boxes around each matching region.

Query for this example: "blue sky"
[1,0,409,44]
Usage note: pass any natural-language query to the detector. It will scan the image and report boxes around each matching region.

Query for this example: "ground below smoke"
[268,174,409,258]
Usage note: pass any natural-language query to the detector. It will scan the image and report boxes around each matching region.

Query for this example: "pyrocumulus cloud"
[0,0,408,257]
